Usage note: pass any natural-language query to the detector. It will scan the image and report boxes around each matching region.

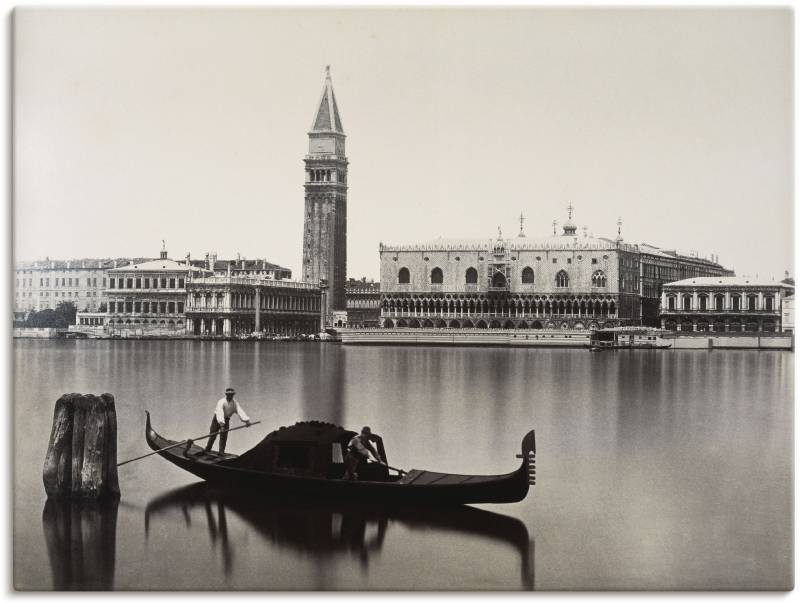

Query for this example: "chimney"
[185,252,191,267]
[205,252,210,270]
[209,252,216,272]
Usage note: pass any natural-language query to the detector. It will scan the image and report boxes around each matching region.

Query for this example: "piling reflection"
[41,499,119,590]
[145,482,535,589]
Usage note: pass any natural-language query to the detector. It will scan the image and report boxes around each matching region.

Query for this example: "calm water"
[13,340,793,590]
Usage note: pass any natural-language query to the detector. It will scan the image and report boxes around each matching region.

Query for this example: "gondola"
[144,412,536,505]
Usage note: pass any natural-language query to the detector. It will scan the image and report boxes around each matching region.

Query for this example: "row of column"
[189,289,319,313]
[666,291,777,312]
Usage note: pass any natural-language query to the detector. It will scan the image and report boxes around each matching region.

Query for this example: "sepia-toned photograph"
[11,6,793,591]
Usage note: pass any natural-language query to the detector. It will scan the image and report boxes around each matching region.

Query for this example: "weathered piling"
[42,393,120,500]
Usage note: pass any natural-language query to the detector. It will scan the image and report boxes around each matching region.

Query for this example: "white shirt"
[214,397,250,424]
[348,435,377,460]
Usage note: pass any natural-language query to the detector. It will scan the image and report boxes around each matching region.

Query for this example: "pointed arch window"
[431,267,444,284]
[465,267,478,284]
[521,267,535,284]
[591,270,606,287]
[555,270,569,288]
[398,267,410,284]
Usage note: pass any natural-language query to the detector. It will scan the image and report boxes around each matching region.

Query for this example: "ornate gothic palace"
[379,208,733,330]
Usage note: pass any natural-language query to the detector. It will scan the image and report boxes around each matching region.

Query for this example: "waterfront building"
[379,208,735,330]
[379,209,642,330]
[185,276,322,336]
[659,277,794,333]
[782,294,794,333]
[104,245,211,335]
[13,258,130,318]
[639,245,733,326]
[345,279,381,327]
[189,252,292,280]
[302,66,348,325]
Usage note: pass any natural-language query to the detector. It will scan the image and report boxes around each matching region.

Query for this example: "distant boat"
[589,327,673,351]
[144,414,536,505]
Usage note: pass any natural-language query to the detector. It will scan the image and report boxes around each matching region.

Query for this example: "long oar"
[117,420,262,467]
[378,461,406,476]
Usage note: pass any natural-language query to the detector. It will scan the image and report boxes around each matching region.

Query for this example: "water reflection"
[145,482,535,589]
[41,499,119,590]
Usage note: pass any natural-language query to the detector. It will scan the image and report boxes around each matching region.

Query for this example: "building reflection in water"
[41,499,119,590]
[145,482,535,589]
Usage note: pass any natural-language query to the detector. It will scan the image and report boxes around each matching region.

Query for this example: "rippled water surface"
[13,340,793,590]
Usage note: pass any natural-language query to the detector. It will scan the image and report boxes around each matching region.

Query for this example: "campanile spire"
[302,67,348,325]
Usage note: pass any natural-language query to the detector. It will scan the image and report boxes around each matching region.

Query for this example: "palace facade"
[660,277,794,333]
[379,210,734,330]
[380,212,641,330]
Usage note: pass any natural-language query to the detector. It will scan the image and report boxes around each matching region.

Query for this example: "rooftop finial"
[325,65,331,78]
[518,212,526,237]
[562,204,577,236]
[552,220,557,235]
[497,225,503,240]
[616,217,623,242]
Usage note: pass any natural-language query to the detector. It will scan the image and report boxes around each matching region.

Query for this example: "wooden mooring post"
[42,393,120,500]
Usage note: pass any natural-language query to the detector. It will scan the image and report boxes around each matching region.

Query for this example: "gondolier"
[205,388,251,454]
[345,426,384,480]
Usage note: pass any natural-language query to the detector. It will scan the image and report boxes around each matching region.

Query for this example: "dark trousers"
[205,416,230,453]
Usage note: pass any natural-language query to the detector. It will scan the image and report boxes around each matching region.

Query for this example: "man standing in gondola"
[205,387,251,454]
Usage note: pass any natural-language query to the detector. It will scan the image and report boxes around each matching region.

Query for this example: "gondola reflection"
[145,482,535,589]
[41,498,119,590]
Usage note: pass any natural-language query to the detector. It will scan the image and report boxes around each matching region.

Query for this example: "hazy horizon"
[14,8,793,281]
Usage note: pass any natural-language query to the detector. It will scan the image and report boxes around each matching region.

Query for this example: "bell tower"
[303,66,348,324]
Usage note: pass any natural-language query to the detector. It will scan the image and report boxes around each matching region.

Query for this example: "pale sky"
[14,7,793,280]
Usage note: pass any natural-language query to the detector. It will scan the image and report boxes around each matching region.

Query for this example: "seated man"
[344,426,384,480]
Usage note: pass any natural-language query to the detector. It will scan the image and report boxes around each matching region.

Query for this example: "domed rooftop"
[562,204,578,236]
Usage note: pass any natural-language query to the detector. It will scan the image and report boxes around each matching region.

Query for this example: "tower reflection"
[146,482,535,589]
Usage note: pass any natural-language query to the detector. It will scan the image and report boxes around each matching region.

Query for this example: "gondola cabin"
[224,421,391,481]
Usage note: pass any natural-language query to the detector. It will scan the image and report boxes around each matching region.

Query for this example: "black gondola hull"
[144,413,536,505]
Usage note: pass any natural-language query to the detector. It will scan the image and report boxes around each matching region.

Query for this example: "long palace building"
[379,208,732,330]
